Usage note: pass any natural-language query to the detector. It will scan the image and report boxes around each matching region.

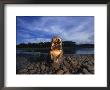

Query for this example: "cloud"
[21,38,51,44]
[16,16,94,44]
[60,20,94,44]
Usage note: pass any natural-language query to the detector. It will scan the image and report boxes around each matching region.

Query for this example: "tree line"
[16,41,94,48]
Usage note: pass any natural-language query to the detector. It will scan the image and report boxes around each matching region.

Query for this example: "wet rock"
[63,60,70,69]
[41,62,45,65]
[28,65,33,70]
[30,69,36,74]
[83,68,90,74]
[41,65,45,71]
[40,70,45,74]
[19,69,28,73]
[71,60,78,67]
[65,71,70,74]
[57,70,64,74]
[52,63,60,70]
[37,71,41,74]
[88,61,94,65]
[88,66,94,71]
[34,67,38,71]
[37,68,41,72]
[62,66,68,72]
[48,69,53,74]
[35,63,39,68]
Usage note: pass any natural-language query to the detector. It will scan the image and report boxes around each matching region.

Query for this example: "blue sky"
[16,16,94,44]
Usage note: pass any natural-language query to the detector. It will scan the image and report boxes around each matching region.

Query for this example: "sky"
[16,16,94,45]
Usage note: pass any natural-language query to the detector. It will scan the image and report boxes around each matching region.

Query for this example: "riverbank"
[16,54,94,74]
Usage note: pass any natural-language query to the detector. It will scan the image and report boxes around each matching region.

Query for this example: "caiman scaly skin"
[50,36,63,63]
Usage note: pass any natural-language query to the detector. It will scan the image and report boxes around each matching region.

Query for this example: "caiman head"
[50,36,63,63]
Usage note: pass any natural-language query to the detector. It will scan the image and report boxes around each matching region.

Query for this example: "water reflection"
[76,48,94,54]
[17,48,94,55]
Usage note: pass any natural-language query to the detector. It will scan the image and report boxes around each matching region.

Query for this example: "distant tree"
[16,41,94,48]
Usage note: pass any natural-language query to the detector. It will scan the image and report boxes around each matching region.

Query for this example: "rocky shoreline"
[16,54,94,74]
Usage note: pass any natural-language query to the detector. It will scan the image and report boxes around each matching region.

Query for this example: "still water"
[17,48,94,55]
[75,48,94,54]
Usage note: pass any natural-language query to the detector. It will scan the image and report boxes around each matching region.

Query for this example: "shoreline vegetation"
[17,41,94,48]
[16,41,94,54]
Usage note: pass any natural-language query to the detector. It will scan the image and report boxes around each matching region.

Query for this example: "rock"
[48,69,53,74]
[30,69,36,74]
[35,63,39,68]
[41,65,45,71]
[62,66,68,72]
[42,62,45,65]
[19,69,28,73]
[52,63,60,70]
[37,71,41,74]
[34,67,38,71]
[45,66,49,72]
[88,66,94,71]
[88,61,94,65]
[83,68,90,74]
[26,63,31,67]
[40,70,45,74]
[17,54,94,74]
[71,60,78,66]
[65,71,70,74]
[82,60,90,66]
[28,65,33,70]
[63,60,70,68]
[37,68,41,72]
[57,70,64,74]
[66,56,72,63]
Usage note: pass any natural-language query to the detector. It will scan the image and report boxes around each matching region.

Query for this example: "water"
[16,48,94,55]
[75,48,94,54]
